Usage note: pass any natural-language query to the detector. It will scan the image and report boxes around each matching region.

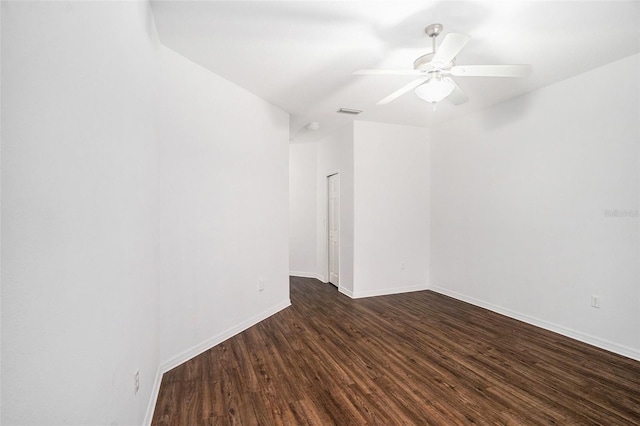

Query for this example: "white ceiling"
[150,1,640,143]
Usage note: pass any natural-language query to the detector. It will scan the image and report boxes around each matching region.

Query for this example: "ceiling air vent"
[337,108,362,115]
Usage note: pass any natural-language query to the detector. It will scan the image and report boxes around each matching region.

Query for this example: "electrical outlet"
[401,262,405,270]
[591,295,600,309]
[258,279,264,292]
[134,370,139,394]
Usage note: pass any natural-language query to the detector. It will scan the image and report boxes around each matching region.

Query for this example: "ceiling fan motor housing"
[413,53,455,71]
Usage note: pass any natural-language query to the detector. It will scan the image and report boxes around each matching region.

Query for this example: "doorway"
[327,173,340,287]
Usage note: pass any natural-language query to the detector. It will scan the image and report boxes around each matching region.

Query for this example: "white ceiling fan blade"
[450,64,532,77]
[447,80,469,105]
[431,33,471,66]
[354,69,424,76]
[377,78,425,105]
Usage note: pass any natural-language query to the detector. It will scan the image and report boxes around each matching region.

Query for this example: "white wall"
[2,1,160,424]
[156,45,290,373]
[1,2,292,425]
[289,143,318,278]
[316,125,355,293]
[352,121,430,298]
[288,121,431,298]
[430,54,640,360]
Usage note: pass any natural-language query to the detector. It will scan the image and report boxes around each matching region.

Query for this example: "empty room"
[1,1,639,425]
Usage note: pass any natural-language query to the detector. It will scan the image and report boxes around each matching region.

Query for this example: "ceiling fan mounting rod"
[425,23,443,56]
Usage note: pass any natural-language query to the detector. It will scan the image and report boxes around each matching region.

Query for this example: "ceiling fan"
[354,23,532,106]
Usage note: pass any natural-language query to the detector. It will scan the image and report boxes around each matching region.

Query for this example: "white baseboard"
[347,283,429,299]
[339,286,354,298]
[289,271,325,282]
[144,365,164,426]
[429,285,640,362]
[143,299,291,425]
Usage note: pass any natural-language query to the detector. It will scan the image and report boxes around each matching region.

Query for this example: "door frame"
[327,172,340,287]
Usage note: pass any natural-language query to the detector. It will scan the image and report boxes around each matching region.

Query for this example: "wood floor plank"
[152,277,640,425]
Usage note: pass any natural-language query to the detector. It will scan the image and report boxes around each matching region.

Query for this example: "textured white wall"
[352,121,430,298]
[431,54,640,359]
[156,46,290,371]
[2,2,160,424]
[289,143,318,278]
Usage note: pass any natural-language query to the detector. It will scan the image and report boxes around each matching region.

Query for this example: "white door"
[328,174,340,287]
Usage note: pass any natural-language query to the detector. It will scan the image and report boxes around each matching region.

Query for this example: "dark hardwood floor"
[152,277,640,425]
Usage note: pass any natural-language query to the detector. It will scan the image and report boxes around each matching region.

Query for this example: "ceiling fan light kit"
[414,76,455,103]
[354,23,532,107]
